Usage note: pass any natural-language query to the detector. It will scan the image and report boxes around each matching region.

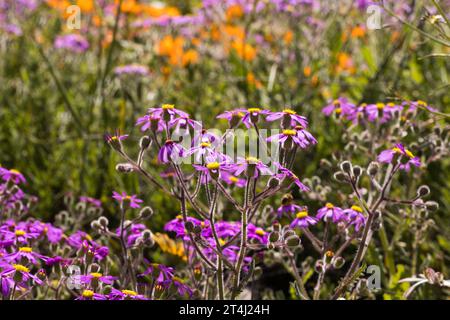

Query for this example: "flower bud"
[314,260,324,273]
[268,177,280,188]
[352,165,362,178]
[367,161,379,176]
[324,250,334,264]
[425,201,439,212]
[142,230,152,240]
[98,216,109,227]
[90,264,101,273]
[333,171,347,182]
[332,256,345,269]
[269,231,280,243]
[90,220,101,230]
[116,163,134,173]
[139,136,152,150]
[285,235,301,249]
[417,185,430,197]
[340,161,352,174]
[139,206,154,219]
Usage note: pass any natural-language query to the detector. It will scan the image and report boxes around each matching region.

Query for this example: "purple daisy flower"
[274,163,309,191]
[227,156,272,178]
[266,108,308,128]
[136,114,165,132]
[219,171,246,188]
[377,143,421,171]
[114,64,149,76]
[112,191,143,209]
[107,288,148,300]
[276,203,304,219]
[54,34,89,53]
[4,247,46,265]
[76,289,107,300]
[290,210,318,229]
[80,272,117,286]
[147,104,189,120]
[0,168,26,184]
[241,108,272,128]
[322,98,355,118]
[216,109,247,127]
[158,140,186,164]
[267,126,317,149]
[316,203,344,223]
[343,205,366,232]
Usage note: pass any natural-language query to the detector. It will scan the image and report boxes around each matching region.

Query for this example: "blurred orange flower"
[231,41,257,61]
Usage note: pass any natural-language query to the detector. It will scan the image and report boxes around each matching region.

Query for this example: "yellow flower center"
[229,176,239,183]
[417,100,427,106]
[206,162,220,170]
[325,250,334,258]
[15,230,26,236]
[121,290,137,296]
[19,247,32,253]
[405,150,415,158]
[283,109,296,115]
[246,156,259,163]
[376,103,385,110]
[335,108,342,114]
[172,276,183,283]
[387,102,395,107]
[162,104,174,110]
[296,211,308,219]
[176,215,183,220]
[282,129,297,136]
[82,290,94,298]
[9,169,21,175]
[351,205,363,213]
[90,272,103,278]
[255,228,265,236]
[247,108,261,113]
[333,99,341,105]
[13,264,30,273]
[325,203,334,209]
[200,142,211,148]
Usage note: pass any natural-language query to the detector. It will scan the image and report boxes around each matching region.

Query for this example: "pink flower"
[112,191,143,209]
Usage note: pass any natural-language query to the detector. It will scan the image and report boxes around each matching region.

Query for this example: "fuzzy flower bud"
[333,171,347,182]
[425,201,439,212]
[98,216,109,227]
[352,165,362,178]
[139,206,154,219]
[139,136,152,150]
[417,185,430,197]
[367,161,379,176]
[115,163,134,173]
[340,161,352,174]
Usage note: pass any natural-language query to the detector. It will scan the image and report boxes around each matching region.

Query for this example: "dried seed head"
[425,201,439,212]
[333,171,347,182]
[367,161,379,176]
[352,165,362,178]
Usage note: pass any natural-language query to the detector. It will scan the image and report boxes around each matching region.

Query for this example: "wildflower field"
[0,0,449,302]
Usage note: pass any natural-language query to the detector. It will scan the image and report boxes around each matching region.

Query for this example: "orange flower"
[283,30,294,44]
[303,66,312,77]
[182,49,199,66]
[231,41,256,61]
[226,4,244,21]
[46,0,70,12]
[76,0,94,13]
[247,72,262,89]
[336,52,356,74]
[351,25,366,39]
[224,25,245,41]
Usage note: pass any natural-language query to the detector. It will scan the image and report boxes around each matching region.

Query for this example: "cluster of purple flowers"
[0,165,193,300]
[165,215,268,264]
[54,34,90,53]
[277,200,366,232]
[322,98,437,124]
